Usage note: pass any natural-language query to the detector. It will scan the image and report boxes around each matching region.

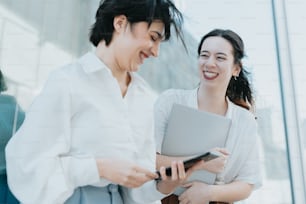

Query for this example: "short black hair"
[0,70,8,93]
[89,0,184,46]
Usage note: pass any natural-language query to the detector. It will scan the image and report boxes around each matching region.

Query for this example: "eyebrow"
[200,50,228,56]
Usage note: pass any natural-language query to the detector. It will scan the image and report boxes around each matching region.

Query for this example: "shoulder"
[231,102,257,127]
[42,60,85,92]
[48,62,79,80]
[49,53,93,81]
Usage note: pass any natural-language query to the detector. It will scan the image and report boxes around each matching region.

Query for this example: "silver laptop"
[161,103,232,194]
[161,103,231,156]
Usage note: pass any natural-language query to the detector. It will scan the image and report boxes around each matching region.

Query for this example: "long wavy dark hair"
[197,29,254,110]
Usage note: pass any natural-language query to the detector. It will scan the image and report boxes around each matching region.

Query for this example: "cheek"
[198,59,205,68]
[220,62,233,73]
[223,68,233,77]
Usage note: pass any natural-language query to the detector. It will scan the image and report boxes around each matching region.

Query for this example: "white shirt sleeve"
[227,109,262,190]
[5,71,100,204]
[236,143,262,189]
[235,128,262,189]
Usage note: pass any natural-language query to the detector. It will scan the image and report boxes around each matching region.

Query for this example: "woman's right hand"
[96,158,158,188]
[156,160,188,194]
[190,148,229,174]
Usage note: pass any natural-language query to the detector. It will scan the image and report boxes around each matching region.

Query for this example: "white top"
[5,52,163,204]
[154,88,262,189]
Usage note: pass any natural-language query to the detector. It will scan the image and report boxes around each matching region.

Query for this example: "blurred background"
[0,0,305,203]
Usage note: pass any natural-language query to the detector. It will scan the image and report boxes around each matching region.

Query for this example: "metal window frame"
[271,0,306,203]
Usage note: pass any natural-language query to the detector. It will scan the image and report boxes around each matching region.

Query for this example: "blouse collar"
[192,87,233,119]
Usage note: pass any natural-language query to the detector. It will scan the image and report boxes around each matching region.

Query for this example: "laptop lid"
[161,103,232,156]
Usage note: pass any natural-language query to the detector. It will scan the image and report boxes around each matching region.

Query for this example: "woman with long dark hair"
[155,29,262,204]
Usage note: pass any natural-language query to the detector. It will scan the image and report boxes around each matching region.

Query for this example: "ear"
[233,64,241,77]
[113,15,128,33]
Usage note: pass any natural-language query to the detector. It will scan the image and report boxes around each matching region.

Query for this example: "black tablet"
[156,151,220,179]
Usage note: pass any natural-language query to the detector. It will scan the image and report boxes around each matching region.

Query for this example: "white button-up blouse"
[5,52,163,204]
[154,89,262,191]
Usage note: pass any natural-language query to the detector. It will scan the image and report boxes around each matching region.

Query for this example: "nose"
[150,42,160,57]
[205,56,216,67]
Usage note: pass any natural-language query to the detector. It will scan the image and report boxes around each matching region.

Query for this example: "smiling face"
[112,16,165,72]
[198,36,240,92]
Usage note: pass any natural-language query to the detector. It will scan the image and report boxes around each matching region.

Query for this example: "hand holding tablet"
[156,151,221,179]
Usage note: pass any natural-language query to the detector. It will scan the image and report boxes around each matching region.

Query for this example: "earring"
[234,76,237,80]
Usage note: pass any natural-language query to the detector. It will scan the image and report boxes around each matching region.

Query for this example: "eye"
[217,56,226,61]
[200,54,209,58]
[151,33,159,42]
[151,35,158,42]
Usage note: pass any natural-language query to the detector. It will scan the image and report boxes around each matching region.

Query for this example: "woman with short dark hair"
[5,1,189,204]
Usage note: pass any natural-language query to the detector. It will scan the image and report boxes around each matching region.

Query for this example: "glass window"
[1,0,305,202]
[283,0,306,201]
[174,0,293,203]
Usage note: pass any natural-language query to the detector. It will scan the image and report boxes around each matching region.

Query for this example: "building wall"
[1,0,305,203]
[0,0,198,108]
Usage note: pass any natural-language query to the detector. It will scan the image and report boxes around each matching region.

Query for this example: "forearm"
[209,181,253,202]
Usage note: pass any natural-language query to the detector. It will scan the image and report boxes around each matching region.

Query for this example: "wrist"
[156,180,175,195]
[209,184,218,201]
[96,158,108,178]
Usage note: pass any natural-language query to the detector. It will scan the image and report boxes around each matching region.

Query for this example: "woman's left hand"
[190,148,229,174]
[178,181,212,204]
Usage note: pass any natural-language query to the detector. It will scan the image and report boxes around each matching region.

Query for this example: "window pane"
[285,0,306,196]
[174,0,293,203]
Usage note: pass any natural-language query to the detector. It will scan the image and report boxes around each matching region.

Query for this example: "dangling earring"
[234,76,237,81]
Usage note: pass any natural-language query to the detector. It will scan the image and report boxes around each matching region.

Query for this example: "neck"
[95,41,131,97]
[197,84,228,116]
